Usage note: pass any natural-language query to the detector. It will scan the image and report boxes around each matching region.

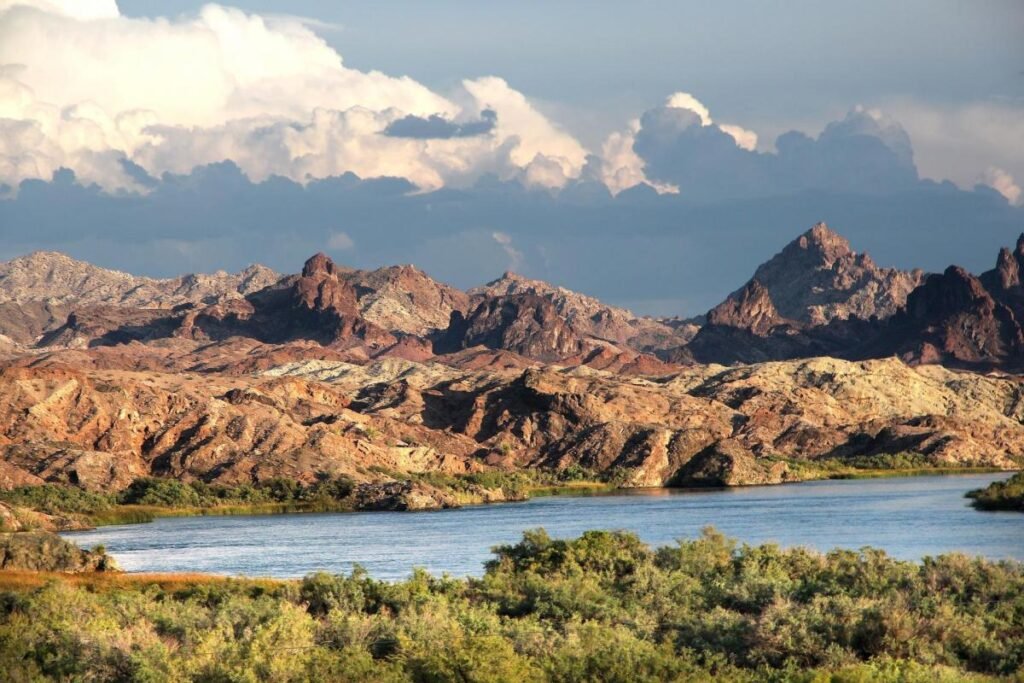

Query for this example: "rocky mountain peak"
[722,223,923,325]
[437,293,587,362]
[907,266,990,319]
[470,270,687,351]
[294,254,357,316]
[302,252,338,279]
[342,264,470,336]
[796,222,855,266]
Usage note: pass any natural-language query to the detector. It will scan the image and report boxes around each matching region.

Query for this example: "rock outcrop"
[0,531,118,572]
[705,280,784,335]
[345,265,469,336]
[270,355,1023,486]
[870,265,1024,367]
[437,294,589,362]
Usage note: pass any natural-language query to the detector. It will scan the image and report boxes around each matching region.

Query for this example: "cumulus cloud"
[883,98,1024,193]
[0,1,586,191]
[598,119,679,196]
[981,167,1022,206]
[617,99,921,200]
[598,92,757,194]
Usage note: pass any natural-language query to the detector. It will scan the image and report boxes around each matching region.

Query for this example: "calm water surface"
[64,473,1023,580]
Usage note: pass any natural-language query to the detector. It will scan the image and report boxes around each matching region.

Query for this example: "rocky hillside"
[344,265,469,336]
[0,355,1018,494]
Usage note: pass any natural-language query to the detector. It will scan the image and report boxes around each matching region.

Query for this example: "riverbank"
[2,529,1022,682]
[59,472,1024,579]
[2,460,1016,531]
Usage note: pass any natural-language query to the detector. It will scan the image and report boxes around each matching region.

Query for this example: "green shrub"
[967,472,1024,511]
[117,478,204,507]
[1,529,1022,680]
[0,484,114,515]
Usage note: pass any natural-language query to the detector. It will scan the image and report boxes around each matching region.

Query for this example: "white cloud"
[665,92,711,125]
[882,98,1024,192]
[665,92,758,151]
[491,231,523,271]
[0,2,587,192]
[981,167,1022,206]
[0,0,117,19]
[327,231,355,251]
[599,119,679,196]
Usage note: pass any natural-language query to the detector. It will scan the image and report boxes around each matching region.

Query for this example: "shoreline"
[59,466,1017,530]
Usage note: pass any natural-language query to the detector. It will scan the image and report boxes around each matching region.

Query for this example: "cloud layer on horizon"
[3,160,1022,317]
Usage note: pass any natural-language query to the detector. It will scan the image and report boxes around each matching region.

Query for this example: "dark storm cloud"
[633,106,920,201]
[383,109,497,139]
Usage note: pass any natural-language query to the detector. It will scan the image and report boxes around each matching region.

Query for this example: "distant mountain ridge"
[0,251,280,308]
[4,224,1024,371]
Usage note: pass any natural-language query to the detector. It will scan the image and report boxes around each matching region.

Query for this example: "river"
[64,473,1023,580]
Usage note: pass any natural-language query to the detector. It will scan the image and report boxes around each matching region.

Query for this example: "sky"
[0,0,1022,315]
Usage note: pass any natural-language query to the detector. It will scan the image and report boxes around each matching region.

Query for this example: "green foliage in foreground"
[2,529,1023,682]
[968,472,1024,512]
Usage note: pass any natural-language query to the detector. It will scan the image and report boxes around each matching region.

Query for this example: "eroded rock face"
[345,265,470,336]
[271,355,1024,486]
[706,280,784,335]
[0,251,279,309]
[438,294,589,362]
[876,265,1024,367]
[0,363,483,491]
[730,223,924,325]
[472,271,689,351]
[0,350,1020,495]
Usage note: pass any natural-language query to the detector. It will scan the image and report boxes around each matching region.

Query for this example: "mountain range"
[1,223,1022,502]
[5,222,1024,371]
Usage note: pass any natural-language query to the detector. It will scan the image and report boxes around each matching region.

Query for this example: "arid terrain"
[1,223,1023,512]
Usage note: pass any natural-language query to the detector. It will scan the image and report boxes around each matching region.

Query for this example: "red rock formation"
[438,294,588,362]
[705,279,783,335]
